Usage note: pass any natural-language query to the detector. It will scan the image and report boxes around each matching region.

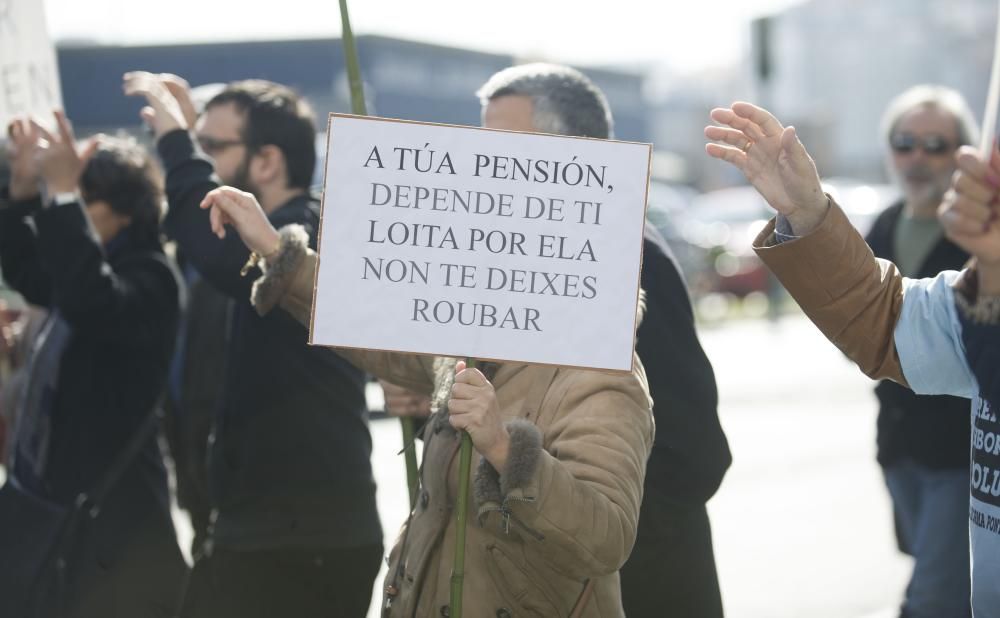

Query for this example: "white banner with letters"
[0,0,63,133]
[311,114,651,372]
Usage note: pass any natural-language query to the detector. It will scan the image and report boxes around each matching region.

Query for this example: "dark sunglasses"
[196,135,245,155]
[890,133,955,156]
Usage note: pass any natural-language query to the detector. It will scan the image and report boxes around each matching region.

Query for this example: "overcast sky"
[43,0,807,74]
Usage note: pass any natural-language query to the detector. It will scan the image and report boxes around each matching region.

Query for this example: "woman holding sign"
[198,181,654,617]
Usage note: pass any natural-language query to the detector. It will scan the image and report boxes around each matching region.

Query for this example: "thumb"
[79,137,99,166]
[780,126,813,174]
[140,106,156,126]
[455,360,467,375]
[209,204,228,240]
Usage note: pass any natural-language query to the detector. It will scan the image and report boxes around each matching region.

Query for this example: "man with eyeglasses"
[863,84,977,618]
[123,73,382,617]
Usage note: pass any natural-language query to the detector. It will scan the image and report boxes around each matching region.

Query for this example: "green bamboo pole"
[338,0,367,116]
[340,0,420,511]
[449,358,476,618]
[337,0,420,511]
[401,415,419,509]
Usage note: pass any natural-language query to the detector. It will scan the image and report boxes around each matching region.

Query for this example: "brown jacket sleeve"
[752,201,909,386]
[250,226,436,394]
[517,365,654,578]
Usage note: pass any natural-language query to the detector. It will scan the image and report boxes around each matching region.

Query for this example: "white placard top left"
[0,0,63,132]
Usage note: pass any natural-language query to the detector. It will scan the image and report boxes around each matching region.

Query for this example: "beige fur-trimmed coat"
[252,225,654,617]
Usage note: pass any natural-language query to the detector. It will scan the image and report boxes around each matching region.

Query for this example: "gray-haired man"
[477,63,731,617]
[865,84,978,618]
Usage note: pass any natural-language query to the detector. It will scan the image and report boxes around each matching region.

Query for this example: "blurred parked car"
[681,179,898,297]
[645,180,708,287]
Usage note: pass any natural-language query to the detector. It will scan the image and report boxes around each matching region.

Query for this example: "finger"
[209,204,228,239]
[704,125,752,150]
[158,73,191,91]
[709,108,765,141]
[449,382,482,401]
[54,110,75,146]
[955,146,995,186]
[122,71,155,93]
[447,397,471,414]
[705,142,748,170]
[780,126,814,176]
[8,118,30,148]
[140,107,156,126]
[209,190,246,218]
[940,202,992,236]
[952,169,995,205]
[123,70,155,82]
[79,137,99,166]
[731,101,785,137]
[942,192,993,225]
[453,367,488,387]
[448,413,470,432]
[159,73,199,126]
[201,186,242,207]
[29,118,55,145]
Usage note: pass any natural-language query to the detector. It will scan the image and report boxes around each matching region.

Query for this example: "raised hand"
[199,186,281,257]
[122,71,189,139]
[158,73,200,129]
[705,102,828,235]
[6,118,43,200]
[31,111,98,196]
[448,360,509,470]
[938,145,1000,270]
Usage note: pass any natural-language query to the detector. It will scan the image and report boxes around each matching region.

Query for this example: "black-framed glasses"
[890,133,955,156]
[196,135,245,155]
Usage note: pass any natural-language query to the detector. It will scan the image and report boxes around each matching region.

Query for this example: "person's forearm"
[158,130,255,299]
[754,200,909,385]
[0,192,52,306]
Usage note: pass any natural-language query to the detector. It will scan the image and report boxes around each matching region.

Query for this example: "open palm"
[705,102,827,231]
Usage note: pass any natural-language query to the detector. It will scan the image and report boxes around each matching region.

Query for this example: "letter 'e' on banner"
[0,0,63,134]
[310,114,651,373]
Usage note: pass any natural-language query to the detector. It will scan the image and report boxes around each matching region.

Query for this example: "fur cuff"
[473,419,543,507]
[500,419,543,495]
[473,453,503,507]
[251,225,309,316]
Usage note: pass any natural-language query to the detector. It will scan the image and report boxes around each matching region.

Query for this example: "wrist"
[9,180,40,201]
[260,228,283,264]
[484,429,511,472]
[45,180,78,197]
[784,195,830,236]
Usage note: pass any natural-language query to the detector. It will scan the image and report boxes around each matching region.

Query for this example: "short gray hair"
[476,63,613,139]
[880,84,980,150]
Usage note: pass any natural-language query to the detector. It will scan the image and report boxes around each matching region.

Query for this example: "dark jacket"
[157,130,381,550]
[0,190,186,614]
[865,200,970,469]
[637,223,731,503]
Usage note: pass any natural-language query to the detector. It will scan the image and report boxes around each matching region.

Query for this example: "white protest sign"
[311,114,651,372]
[0,0,62,133]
